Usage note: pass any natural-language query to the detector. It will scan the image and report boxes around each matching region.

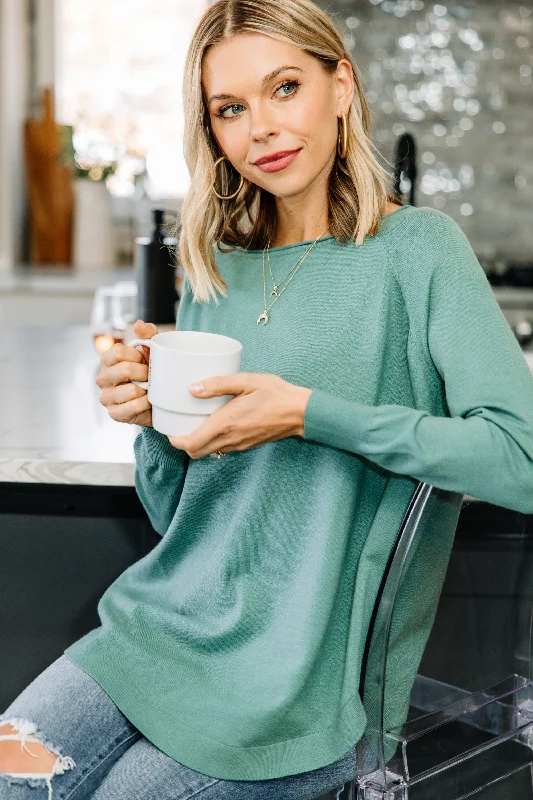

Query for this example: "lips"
[253,149,301,166]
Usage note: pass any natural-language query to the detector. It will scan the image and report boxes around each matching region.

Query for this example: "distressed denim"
[0,654,376,799]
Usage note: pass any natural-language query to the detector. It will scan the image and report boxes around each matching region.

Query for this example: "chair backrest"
[356,481,437,783]
[355,480,533,796]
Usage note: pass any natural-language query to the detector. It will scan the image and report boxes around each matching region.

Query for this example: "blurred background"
[1,0,533,336]
[1,9,533,794]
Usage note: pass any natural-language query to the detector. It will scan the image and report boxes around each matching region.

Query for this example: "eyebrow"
[207,65,304,105]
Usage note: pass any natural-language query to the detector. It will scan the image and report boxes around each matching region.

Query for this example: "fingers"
[106,392,152,423]
[100,321,158,367]
[173,408,233,457]
[100,380,152,425]
[96,359,149,389]
[97,319,157,388]
[101,342,144,368]
[96,319,158,425]
[131,319,159,351]
[99,381,148,410]
[133,320,159,337]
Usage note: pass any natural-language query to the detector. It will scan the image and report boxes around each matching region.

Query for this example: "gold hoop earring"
[211,155,244,200]
[337,113,348,159]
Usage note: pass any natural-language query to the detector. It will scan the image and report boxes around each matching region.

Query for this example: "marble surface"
[1,323,532,489]
[0,325,140,486]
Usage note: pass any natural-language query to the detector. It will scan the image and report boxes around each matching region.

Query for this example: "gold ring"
[210,450,227,459]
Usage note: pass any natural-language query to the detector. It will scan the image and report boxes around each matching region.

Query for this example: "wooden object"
[24,87,74,265]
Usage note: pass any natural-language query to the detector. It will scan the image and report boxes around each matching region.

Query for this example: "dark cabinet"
[0,482,161,710]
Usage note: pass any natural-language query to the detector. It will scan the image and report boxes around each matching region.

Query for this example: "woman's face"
[202,33,354,199]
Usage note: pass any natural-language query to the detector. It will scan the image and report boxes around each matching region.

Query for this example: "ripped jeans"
[0,653,377,800]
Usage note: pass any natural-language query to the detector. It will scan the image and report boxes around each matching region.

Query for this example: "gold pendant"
[257,311,269,325]
[270,285,279,298]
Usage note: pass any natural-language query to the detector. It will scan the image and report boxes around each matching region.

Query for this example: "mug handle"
[125,337,152,390]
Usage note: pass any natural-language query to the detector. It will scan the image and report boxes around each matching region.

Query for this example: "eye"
[276,79,301,98]
[215,79,301,120]
[215,103,244,120]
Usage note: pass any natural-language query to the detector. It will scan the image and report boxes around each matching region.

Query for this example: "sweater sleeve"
[302,211,533,514]
[133,426,189,535]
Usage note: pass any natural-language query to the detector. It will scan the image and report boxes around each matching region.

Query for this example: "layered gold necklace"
[256,228,329,326]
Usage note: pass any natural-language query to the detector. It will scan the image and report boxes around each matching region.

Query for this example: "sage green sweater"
[64,204,533,781]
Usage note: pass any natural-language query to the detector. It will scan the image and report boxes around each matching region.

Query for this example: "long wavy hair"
[175,0,403,304]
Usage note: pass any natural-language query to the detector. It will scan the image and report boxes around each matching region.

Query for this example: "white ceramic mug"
[126,330,243,437]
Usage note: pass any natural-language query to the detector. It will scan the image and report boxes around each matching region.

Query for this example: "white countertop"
[1,322,532,490]
[0,325,139,486]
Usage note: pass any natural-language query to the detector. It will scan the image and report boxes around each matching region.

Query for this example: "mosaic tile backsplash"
[318,0,533,265]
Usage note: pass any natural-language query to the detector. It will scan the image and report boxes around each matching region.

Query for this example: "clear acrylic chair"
[315,481,533,800]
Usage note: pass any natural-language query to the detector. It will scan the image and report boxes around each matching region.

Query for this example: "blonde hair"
[175,0,403,305]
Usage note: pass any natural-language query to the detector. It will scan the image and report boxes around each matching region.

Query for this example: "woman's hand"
[167,372,313,458]
[96,320,159,428]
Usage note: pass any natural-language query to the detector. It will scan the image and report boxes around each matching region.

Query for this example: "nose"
[248,101,280,144]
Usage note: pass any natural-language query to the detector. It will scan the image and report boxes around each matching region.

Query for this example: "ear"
[335,58,355,114]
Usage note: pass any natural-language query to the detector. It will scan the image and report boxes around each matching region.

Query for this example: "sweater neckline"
[238,204,414,254]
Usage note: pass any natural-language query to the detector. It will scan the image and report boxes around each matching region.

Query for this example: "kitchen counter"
[1,323,532,489]
[0,324,139,486]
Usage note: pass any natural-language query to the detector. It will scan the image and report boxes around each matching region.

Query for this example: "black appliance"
[135,208,180,325]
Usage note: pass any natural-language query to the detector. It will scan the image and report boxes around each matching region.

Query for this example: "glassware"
[90,286,124,355]
[112,281,138,334]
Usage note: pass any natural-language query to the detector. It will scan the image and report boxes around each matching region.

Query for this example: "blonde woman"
[2,0,533,798]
